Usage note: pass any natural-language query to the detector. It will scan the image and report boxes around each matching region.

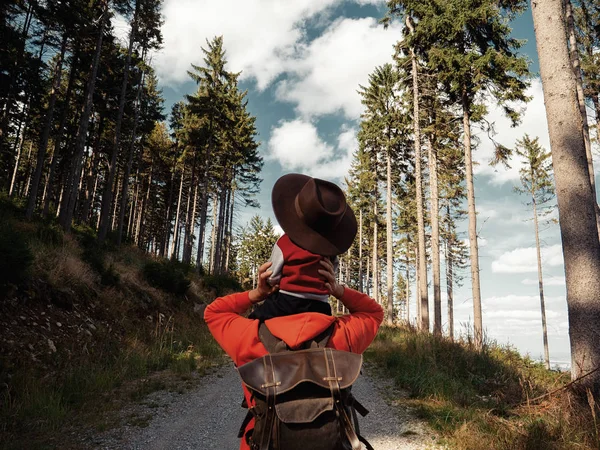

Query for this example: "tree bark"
[99,1,138,242]
[532,0,600,389]
[428,138,442,336]
[358,209,363,292]
[386,151,394,324]
[445,205,455,341]
[59,2,108,231]
[407,17,429,331]
[372,191,379,304]
[26,34,68,219]
[462,92,483,349]
[209,192,219,274]
[171,164,185,260]
[533,198,551,369]
[565,0,600,239]
[9,118,25,197]
[117,65,145,246]
[43,46,80,218]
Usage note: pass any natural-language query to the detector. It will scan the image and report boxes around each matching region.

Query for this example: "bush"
[143,260,191,295]
[0,223,33,295]
[202,274,242,297]
[76,230,120,286]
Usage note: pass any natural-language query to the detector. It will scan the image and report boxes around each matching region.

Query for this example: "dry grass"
[367,326,600,450]
[0,213,226,448]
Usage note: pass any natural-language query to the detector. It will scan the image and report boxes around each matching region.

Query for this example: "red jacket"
[204,287,384,450]
[268,234,336,299]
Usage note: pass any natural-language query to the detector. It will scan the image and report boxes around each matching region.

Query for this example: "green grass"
[366,326,598,450]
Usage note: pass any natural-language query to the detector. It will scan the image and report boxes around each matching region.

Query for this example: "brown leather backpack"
[237,323,373,450]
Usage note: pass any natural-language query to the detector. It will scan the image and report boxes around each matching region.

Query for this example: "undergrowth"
[366,326,599,450]
[0,201,229,448]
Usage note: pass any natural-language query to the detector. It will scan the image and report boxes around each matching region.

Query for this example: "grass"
[366,326,600,450]
[0,201,228,448]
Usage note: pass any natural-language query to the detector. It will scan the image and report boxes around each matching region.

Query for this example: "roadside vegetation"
[0,196,229,449]
[366,326,599,450]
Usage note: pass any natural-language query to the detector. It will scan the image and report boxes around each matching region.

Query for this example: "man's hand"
[249,262,279,304]
[318,258,344,299]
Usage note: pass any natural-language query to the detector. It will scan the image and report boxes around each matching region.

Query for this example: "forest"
[2,0,600,448]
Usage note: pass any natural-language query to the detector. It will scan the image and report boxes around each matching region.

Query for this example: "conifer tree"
[532,0,600,390]
[513,135,555,369]
[385,0,530,347]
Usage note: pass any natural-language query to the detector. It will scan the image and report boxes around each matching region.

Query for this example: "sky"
[111,0,597,368]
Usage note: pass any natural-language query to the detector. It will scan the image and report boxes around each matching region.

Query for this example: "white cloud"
[485,309,560,320]
[267,120,357,179]
[153,0,392,90]
[275,17,402,119]
[491,244,563,273]
[110,13,130,47]
[522,275,565,286]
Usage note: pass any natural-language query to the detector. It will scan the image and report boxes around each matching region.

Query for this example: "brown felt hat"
[272,173,357,256]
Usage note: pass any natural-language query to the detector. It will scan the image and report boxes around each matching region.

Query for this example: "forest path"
[89,364,443,450]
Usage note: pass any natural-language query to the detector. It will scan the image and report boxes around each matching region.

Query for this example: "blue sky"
[113,0,590,367]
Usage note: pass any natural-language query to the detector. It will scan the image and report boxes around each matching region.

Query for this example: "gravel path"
[91,364,442,450]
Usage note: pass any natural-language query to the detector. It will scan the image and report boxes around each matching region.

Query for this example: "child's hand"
[249,262,279,304]
[318,258,344,299]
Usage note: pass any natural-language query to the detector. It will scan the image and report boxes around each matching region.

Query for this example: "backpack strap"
[256,353,278,450]
[322,348,362,450]
[258,323,289,353]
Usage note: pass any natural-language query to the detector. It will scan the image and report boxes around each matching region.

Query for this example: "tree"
[385,0,531,347]
[532,0,600,391]
[236,216,278,289]
[358,64,403,324]
[513,135,555,370]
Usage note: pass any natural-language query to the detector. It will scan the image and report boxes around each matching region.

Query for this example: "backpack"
[236,323,373,450]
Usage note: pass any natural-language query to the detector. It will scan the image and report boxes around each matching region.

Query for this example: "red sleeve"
[204,291,256,364]
[335,287,384,354]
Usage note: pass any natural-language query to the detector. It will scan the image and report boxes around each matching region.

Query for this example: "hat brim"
[272,173,357,256]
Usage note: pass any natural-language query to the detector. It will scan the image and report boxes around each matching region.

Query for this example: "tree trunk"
[532,0,600,390]
[59,2,108,231]
[209,192,219,274]
[26,34,68,219]
[22,142,33,198]
[9,121,24,197]
[386,151,394,324]
[405,245,411,325]
[43,46,80,218]
[372,192,379,304]
[171,164,185,260]
[365,233,371,297]
[565,0,600,239]
[415,246,421,324]
[161,168,176,258]
[99,1,138,242]
[445,208,455,341]
[187,180,199,264]
[533,198,551,369]
[462,93,483,349]
[428,138,442,336]
[0,2,33,141]
[80,136,102,224]
[116,65,145,246]
[407,17,429,332]
[358,209,363,292]
[224,188,235,273]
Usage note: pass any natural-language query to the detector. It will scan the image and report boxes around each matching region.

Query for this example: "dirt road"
[90,364,442,449]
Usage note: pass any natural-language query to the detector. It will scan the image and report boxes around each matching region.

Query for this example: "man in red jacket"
[204,174,384,449]
[204,260,383,450]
